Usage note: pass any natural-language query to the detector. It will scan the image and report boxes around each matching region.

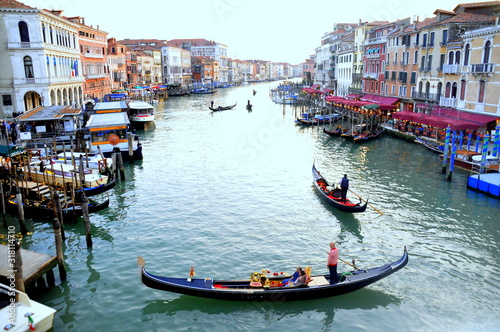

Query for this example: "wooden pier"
[0,244,58,293]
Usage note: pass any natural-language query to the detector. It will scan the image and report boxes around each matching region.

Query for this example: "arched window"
[483,41,491,64]
[23,56,34,78]
[414,50,418,64]
[18,21,30,42]
[448,52,454,65]
[478,80,486,103]
[460,80,466,100]
[464,44,470,65]
[451,82,458,98]
[455,51,461,64]
[445,82,452,98]
[49,26,54,44]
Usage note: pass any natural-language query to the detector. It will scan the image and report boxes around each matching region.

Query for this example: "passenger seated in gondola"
[282,267,302,286]
[287,270,309,286]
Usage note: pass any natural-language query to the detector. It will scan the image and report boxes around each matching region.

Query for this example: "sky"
[23,0,468,64]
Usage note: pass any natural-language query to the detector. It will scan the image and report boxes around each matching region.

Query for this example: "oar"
[348,189,383,215]
[339,257,360,270]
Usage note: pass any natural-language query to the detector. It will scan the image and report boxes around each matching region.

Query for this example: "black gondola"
[312,164,368,213]
[323,126,347,136]
[5,197,109,221]
[415,136,444,154]
[209,102,237,112]
[79,177,116,196]
[341,125,384,142]
[138,247,408,301]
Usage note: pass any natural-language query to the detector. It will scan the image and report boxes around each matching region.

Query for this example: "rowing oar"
[348,189,383,215]
[339,257,360,270]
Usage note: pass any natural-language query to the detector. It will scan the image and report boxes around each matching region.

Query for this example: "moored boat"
[0,283,56,332]
[138,247,408,301]
[312,164,368,213]
[128,101,155,127]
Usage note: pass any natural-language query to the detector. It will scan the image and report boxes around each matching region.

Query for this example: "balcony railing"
[7,42,43,49]
[439,97,457,108]
[442,64,460,74]
[412,91,441,102]
[364,36,387,46]
[84,53,104,58]
[471,63,494,74]
[363,72,378,79]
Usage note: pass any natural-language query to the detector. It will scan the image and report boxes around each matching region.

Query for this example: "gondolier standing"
[327,242,339,284]
[339,174,349,203]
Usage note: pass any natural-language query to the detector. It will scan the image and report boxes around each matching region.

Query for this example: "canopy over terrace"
[391,109,499,130]
[302,87,324,94]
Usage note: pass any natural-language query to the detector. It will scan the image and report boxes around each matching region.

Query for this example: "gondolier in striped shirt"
[327,242,339,284]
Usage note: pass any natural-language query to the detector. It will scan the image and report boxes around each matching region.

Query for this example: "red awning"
[430,107,498,125]
[346,93,362,99]
[379,103,397,111]
[392,111,488,130]
[360,94,399,104]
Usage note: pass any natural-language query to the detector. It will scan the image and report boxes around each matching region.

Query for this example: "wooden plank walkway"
[0,244,58,286]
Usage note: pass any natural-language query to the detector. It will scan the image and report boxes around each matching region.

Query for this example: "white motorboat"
[128,101,155,125]
[0,283,56,332]
[56,151,112,171]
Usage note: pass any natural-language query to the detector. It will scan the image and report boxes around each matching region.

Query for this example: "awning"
[346,93,362,99]
[391,111,493,130]
[430,107,499,125]
[361,94,399,105]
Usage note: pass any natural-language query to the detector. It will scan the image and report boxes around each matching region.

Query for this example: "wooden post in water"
[441,126,451,174]
[127,132,134,163]
[15,189,27,235]
[53,218,67,281]
[81,195,92,247]
[14,240,25,294]
[118,152,125,181]
[448,144,457,181]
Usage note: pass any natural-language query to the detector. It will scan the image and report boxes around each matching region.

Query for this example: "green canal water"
[2,81,499,331]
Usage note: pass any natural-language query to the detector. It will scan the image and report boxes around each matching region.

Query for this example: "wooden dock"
[0,244,58,292]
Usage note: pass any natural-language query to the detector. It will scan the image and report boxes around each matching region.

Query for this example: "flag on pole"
[28,314,36,331]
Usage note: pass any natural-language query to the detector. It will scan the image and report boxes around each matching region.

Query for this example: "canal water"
[4,81,500,331]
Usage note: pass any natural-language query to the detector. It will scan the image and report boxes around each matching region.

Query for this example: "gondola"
[415,136,444,154]
[5,196,110,221]
[138,247,408,301]
[192,89,217,94]
[80,177,116,196]
[312,164,368,213]
[209,102,237,112]
[352,125,385,143]
[323,126,347,136]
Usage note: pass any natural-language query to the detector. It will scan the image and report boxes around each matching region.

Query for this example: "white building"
[160,45,183,85]
[0,0,84,119]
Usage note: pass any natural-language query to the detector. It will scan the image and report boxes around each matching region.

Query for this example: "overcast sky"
[23,0,466,64]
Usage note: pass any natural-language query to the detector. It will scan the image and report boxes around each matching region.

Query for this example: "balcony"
[471,63,494,75]
[439,97,457,108]
[86,73,108,79]
[366,54,380,59]
[14,76,85,85]
[7,41,44,49]
[363,72,378,79]
[442,64,460,74]
[84,53,104,58]
[364,36,387,46]
[412,91,441,102]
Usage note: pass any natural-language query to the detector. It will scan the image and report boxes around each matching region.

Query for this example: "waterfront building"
[67,15,110,101]
[352,21,388,96]
[362,18,411,96]
[457,8,500,122]
[192,56,217,84]
[168,39,229,84]
[0,0,84,119]
[299,56,315,85]
[412,4,497,113]
[126,50,140,87]
[385,19,420,112]
[336,32,355,97]
[160,45,192,88]
[314,31,334,88]
[137,51,154,85]
[107,38,129,91]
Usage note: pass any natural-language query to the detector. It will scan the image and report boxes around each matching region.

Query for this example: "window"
[430,32,435,46]
[415,33,420,46]
[411,72,416,84]
[464,44,470,65]
[455,51,461,64]
[414,50,418,64]
[483,41,491,63]
[478,80,485,103]
[422,34,427,47]
[18,21,30,42]
[2,95,12,106]
[442,30,448,45]
[23,56,34,78]
[421,55,425,69]
[460,80,466,100]
[448,52,454,65]
[42,24,46,43]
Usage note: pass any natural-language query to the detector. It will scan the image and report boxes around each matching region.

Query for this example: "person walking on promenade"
[339,174,349,203]
[327,242,339,284]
